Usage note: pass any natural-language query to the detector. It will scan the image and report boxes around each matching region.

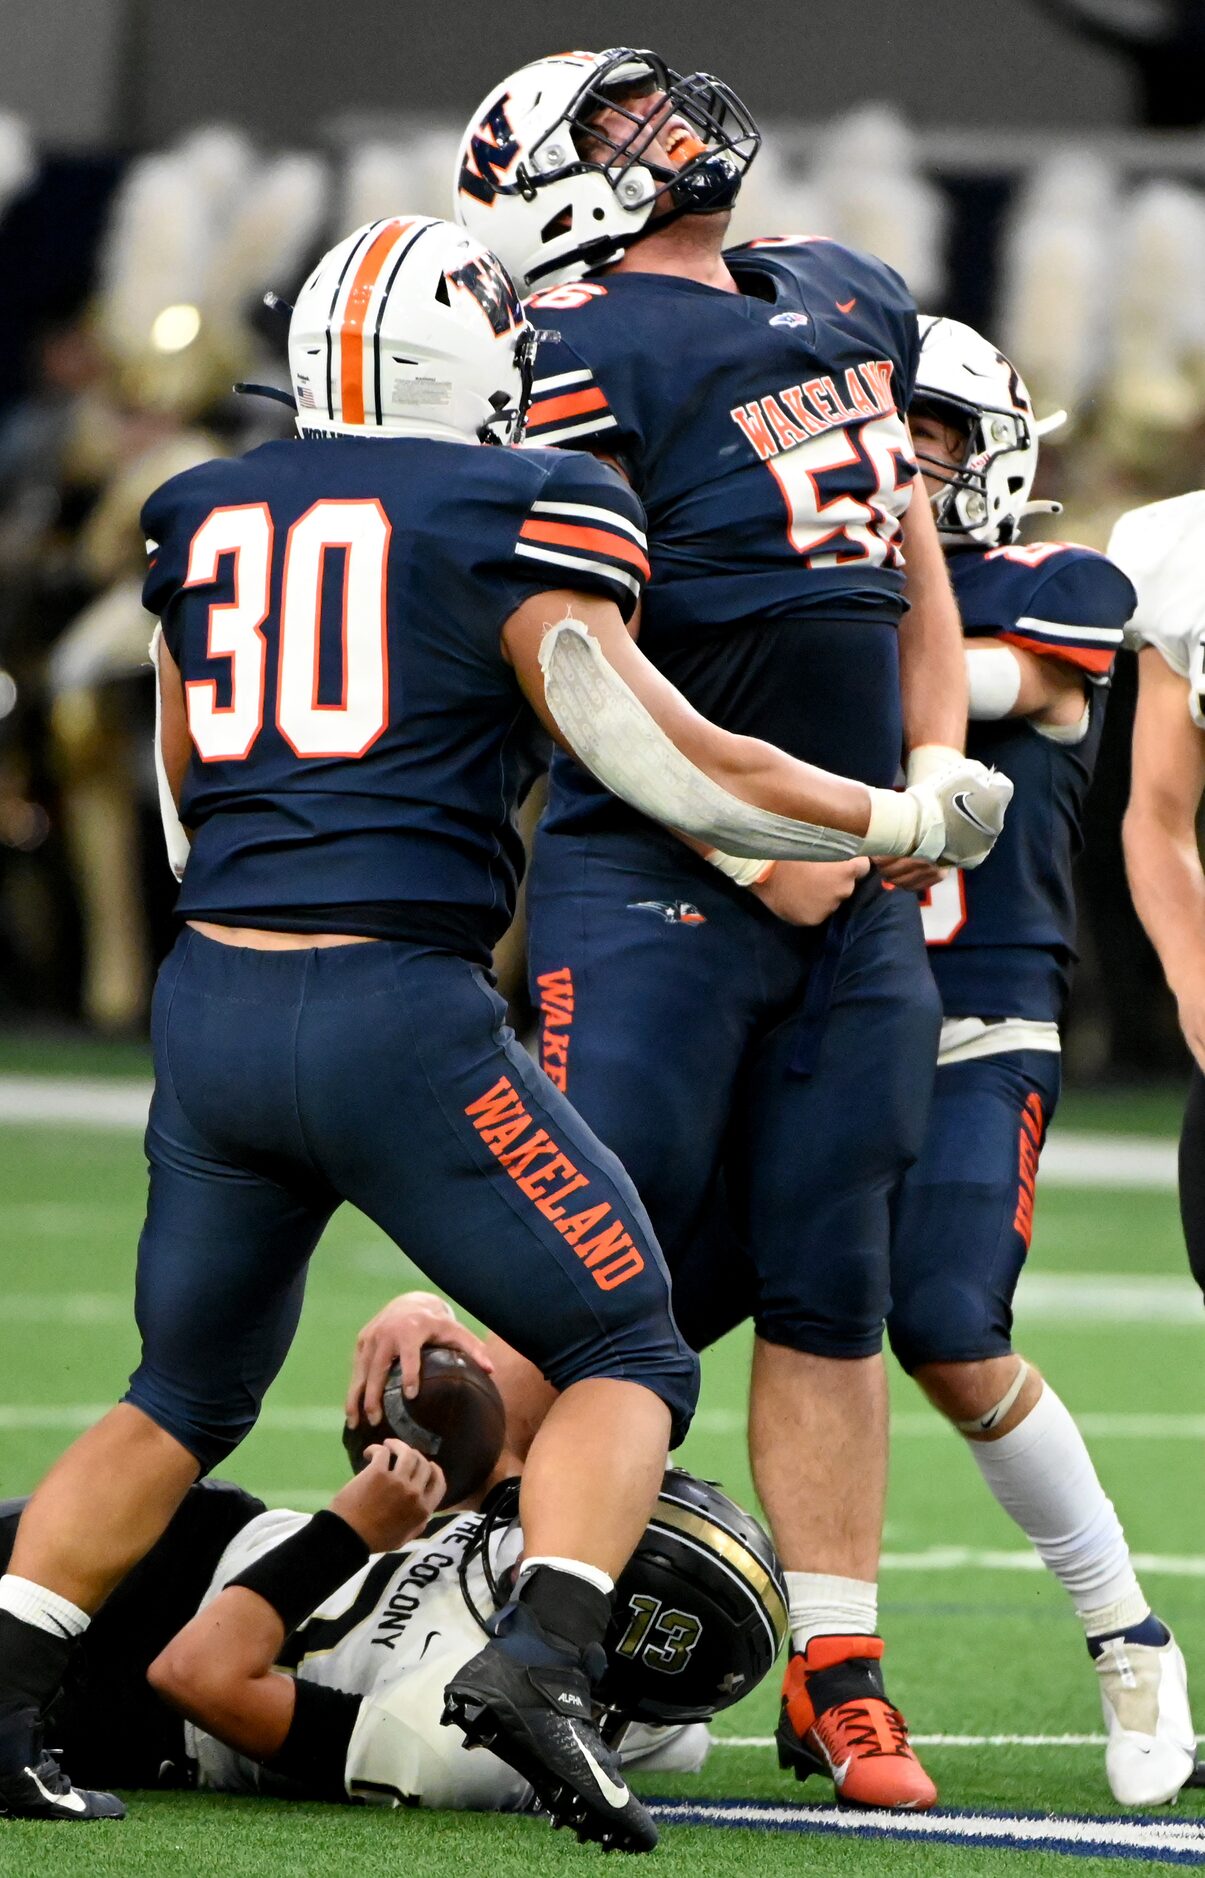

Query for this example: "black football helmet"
[600,1468,788,1724]
[458,1469,787,1725]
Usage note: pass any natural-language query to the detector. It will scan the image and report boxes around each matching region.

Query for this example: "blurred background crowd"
[0,0,1203,1070]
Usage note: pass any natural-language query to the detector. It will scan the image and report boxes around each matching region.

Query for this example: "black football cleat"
[0,1707,125,1821]
[443,1639,657,1853]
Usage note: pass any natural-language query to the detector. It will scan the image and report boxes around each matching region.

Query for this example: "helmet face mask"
[478,323,539,446]
[599,1469,787,1725]
[456,1468,786,1728]
[911,389,1034,543]
[912,316,1065,547]
[456,49,761,294]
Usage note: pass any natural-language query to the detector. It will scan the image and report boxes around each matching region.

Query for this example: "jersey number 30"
[183,500,391,762]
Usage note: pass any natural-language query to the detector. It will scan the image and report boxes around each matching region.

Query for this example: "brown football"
[342,1345,507,1509]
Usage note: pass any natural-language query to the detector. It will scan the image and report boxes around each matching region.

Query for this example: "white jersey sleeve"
[1107,493,1205,725]
[186,1507,531,1811]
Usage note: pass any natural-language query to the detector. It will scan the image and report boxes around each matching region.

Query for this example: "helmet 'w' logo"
[459,95,520,204]
[447,253,523,335]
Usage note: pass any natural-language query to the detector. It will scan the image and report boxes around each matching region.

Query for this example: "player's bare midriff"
[187,921,379,950]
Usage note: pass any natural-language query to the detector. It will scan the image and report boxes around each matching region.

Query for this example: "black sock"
[0,1611,74,1716]
[518,1565,612,1656]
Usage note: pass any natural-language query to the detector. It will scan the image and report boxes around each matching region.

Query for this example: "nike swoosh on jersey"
[25,1765,87,1814]
[419,1629,442,1660]
[572,1727,631,1809]
[835,297,857,313]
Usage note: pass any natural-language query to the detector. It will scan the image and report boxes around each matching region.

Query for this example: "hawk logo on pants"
[627,901,708,925]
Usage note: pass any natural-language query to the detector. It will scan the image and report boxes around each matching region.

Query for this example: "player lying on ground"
[1,1296,783,1811]
[0,217,1004,1845]
[880,317,1195,1808]
[457,46,990,1814]
[1110,492,1205,1307]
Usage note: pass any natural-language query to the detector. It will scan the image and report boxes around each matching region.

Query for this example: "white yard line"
[713,1733,1205,1749]
[6,1270,1201,1334]
[1041,1133,1178,1189]
[4,1401,1203,1443]
[877,1546,1205,1578]
[0,1076,150,1128]
[645,1798,1205,1860]
[0,1075,1185,1190]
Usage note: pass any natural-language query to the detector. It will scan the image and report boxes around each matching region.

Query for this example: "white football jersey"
[186,1507,531,1811]
[1107,493,1205,725]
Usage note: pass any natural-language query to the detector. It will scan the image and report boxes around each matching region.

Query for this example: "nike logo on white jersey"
[25,1765,86,1814]
[572,1728,630,1809]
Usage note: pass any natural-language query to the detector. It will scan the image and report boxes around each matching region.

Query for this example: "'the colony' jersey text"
[186,1506,530,1811]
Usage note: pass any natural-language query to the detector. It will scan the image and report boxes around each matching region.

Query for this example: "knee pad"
[887,1274,1012,1374]
[753,1299,886,1360]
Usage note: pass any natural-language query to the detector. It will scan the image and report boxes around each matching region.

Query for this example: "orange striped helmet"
[288,216,536,444]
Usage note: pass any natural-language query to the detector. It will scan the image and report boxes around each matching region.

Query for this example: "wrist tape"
[228,1510,369,1636]
[704,849,776,887]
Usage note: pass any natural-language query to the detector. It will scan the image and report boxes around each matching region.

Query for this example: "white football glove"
[907,754,1014,869]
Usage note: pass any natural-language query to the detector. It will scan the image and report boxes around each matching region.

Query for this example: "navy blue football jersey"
[920,542,1136,1023]
[141,436,648,954]
[524,238,921,834]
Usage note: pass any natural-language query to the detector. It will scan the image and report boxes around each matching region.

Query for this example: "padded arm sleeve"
[538,620,921,860]
[148,625,191,882]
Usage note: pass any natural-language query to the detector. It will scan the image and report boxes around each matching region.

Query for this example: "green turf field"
[0,1057,1202,1874]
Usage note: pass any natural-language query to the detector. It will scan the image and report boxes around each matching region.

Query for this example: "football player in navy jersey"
[456,48,991,1809]
[0,218,1003,1841]
[886,317,1196,1807]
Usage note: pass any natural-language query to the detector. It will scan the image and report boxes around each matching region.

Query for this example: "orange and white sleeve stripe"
[522,369,618,447]
[999,617,1123,677]
[514,499,650,602]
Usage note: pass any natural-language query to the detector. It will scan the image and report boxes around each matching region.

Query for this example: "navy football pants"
[888,1048,1062,1372]
[124,929,698,1469]
[527,828,942,1357]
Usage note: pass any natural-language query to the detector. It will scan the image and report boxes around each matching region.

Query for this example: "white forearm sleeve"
[966,645,1023,720]
[538,621,921,860]
[149,626,191,882]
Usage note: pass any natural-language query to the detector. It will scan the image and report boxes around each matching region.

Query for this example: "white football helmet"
[912,315,1066,546]
[286,216,536,445]
[454,49,761,294]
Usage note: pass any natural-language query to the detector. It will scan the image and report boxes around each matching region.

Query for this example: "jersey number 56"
[768,413,914,569]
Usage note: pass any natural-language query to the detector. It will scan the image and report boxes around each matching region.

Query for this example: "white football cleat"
[1095,1630,1196,1805]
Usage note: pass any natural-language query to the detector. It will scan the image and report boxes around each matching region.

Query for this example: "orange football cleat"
[776,1635,937,1811]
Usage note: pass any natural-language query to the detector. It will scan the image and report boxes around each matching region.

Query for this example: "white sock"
[518,1555,615,1599]
[0,1573,90,1640]
[785,1571,878,1653]
[965,1383,1148,1634]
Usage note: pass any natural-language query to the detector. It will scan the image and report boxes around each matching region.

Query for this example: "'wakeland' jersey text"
[524,238,921,834]
[921,543,1135,1023]
[186,1507,529,1811]
[142,437,647,952]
